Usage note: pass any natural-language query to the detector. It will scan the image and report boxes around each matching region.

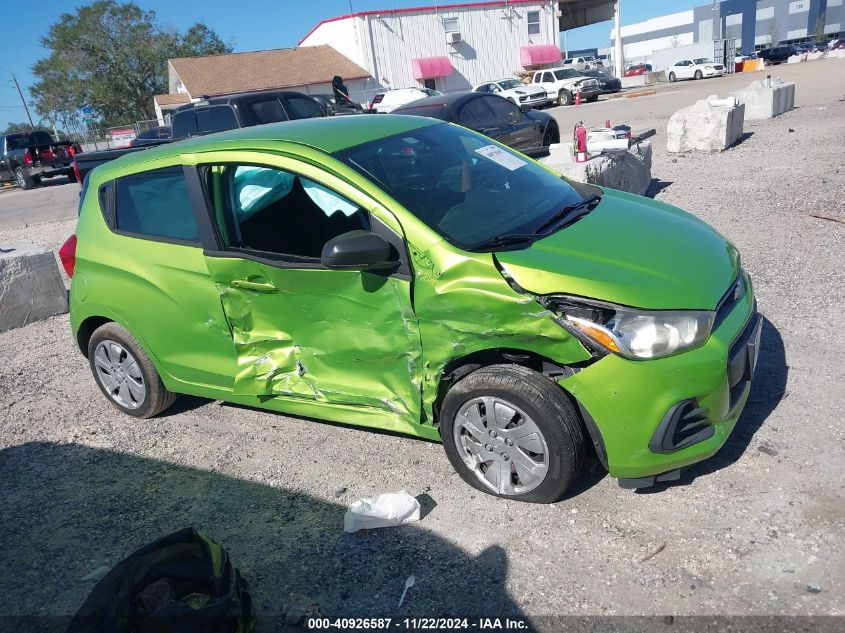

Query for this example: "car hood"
[495,189,740,310]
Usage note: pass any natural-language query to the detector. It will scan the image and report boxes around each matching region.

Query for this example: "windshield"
[498,79,522,90]
[554,69,580,80]
[336,123,588,250]
[693,58,713,64]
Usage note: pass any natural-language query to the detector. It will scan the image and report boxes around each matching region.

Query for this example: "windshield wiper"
[533,193,602,236]
[470,233,538,252]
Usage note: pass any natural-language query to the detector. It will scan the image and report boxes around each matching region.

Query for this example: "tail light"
[73,160,82,186]
[41,148,55,161]
[24,149,33,165]
[59,234,77,277]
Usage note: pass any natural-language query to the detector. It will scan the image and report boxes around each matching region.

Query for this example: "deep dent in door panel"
[213,261,422,418]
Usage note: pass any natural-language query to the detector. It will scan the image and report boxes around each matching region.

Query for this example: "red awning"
[412,56,453,80]
[520,44,562,68]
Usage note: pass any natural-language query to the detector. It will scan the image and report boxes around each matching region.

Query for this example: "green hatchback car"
[61,116,761,503]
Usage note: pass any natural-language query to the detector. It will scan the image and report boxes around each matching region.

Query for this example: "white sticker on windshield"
[474,145,527,171]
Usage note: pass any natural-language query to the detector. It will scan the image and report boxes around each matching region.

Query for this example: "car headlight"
[544,296,715,360]
[705,66,713,70]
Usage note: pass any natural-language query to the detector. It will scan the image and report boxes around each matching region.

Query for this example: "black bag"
[68,528,254,633]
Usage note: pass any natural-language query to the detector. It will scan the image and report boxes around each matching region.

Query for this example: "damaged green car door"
[197,152,424,426]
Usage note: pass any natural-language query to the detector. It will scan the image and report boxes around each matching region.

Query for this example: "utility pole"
[614,1,624,79]
[11,74,35,130]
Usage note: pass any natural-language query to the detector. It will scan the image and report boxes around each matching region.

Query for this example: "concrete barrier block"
[646,70,668,83]
[732,79,795,120]
[621,75,648,89]
[540,141,653,196]
[0,244,68,333]
[666,98,745,153]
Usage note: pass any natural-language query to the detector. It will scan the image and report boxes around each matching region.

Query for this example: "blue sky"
[0,0,701,130]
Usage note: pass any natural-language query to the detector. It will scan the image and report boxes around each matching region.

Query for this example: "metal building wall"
[302,2,557,101]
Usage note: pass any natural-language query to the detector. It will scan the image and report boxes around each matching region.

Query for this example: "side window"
[206,164,369,259]
[486,96,520,123]
[476,84,489,93]
[196,106,238,135]
[114,168,199,243]
[542,72,554,83]
[458,98,496,128]
[284,96,325,120]
[249,99,288,124]
[527,10,541,35]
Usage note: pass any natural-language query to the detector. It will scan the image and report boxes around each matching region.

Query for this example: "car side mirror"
[520,103,531,114]
[321,230,399,271]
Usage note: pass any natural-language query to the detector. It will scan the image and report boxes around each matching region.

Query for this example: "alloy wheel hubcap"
[454,396,549,495]
[93,340,146,409]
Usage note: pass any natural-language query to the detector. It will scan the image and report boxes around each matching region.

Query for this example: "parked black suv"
[171,90,325,140]
[757,45,799,64]
[74,90,326,183]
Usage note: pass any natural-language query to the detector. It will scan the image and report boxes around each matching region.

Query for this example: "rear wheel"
[440,365,586,503]
[88,322,177,418]
[668,72,677,82]
[66,168,77,183]
[694,69,703,80]
[558,89,573,106]
[15,167,34,190]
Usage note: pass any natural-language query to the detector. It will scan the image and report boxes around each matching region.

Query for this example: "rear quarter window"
[195,106,238,135]
[114,167,199,243]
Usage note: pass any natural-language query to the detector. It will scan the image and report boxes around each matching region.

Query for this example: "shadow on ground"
[639,316,788,493]
[0,442,524,631]
[645,178,673,198]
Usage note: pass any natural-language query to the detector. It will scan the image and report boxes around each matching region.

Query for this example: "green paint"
[71,116,756,481]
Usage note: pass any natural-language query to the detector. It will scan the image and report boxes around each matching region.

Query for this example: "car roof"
[174,89,310,112]
[97,115,443,175]
[395,91,478,110]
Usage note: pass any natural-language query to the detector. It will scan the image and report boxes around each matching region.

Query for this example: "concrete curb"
[0,244,69,333]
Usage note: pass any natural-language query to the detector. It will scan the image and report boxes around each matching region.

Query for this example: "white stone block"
[666,99,745,153]
[0,244,68,333]
[732,79,795,120]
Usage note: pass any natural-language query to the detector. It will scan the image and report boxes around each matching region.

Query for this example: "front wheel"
[558,89,573,106]
[587,95,599,103]
[668,72,677,82]
[15,167,34,190]
[440,365,586,503]
[694,70,703,80]
[88,322,177,418]
[543,123,560,147]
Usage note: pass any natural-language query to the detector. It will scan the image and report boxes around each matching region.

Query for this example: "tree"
[812,13,827,42]
[30,1,232,129]
[768,17,780,47]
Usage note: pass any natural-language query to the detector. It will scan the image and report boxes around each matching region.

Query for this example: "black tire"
[543,123,560,147]
[694,70,703,80]
[15,167,34,190]
[668,72,677,82]
[66,168,78,183]
[558,89,573,106]
[587,95,599,103]
[440,364,586,503]
[88,322,177,419]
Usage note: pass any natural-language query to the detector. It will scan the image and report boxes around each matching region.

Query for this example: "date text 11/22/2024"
[306,617,530,630]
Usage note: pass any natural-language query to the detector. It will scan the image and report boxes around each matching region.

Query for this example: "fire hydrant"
[573,122,587,163]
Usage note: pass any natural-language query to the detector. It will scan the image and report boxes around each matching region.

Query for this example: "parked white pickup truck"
[562,56,603,71]
[530,67,602,106]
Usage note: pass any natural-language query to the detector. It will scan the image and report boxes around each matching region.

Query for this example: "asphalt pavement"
[0,176,80,230]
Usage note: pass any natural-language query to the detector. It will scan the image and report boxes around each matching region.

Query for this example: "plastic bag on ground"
[343,491,421,533]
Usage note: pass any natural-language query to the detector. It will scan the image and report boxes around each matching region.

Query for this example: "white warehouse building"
[298,0,569,104]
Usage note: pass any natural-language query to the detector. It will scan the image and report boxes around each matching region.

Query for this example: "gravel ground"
[1,85,844,630]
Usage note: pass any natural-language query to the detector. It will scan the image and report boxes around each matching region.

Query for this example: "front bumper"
[558,277,759,480]
[518,92,550,106]
[703,67,725,77]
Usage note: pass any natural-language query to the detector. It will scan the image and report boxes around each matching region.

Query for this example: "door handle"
[230,278,277,293]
